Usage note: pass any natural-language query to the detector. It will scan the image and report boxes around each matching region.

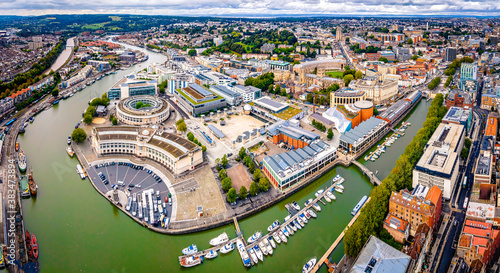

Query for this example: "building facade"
[116,96,170,126]
[108,75,157,100]
[173,84,227,116]
[349,76,398,105]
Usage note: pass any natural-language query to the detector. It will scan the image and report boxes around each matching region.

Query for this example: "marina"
[364,121,411,162]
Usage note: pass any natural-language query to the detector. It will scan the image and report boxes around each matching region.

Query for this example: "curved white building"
[91,126,203,174]
[116,95,170,126]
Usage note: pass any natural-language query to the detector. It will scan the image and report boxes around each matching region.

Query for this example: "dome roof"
[243,104,252,111]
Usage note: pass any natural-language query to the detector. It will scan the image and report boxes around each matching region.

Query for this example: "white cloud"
[0,0,499,16]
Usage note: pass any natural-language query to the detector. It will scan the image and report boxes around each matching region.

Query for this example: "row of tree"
[444,75,453,88]
[244,72,275,91]
[427,77,441,90]
[187,132,207,152]
[444,56,474,76]
[311,119,327,132]
[343,93,448,258]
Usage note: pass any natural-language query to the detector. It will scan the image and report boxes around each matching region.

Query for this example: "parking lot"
[87,161,173,228]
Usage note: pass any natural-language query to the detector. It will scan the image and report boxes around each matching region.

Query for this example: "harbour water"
[17,43,431,272]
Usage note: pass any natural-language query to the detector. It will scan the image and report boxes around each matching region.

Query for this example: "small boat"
[15,143,19,152]
[287,225,294,235]
[296,217,305,227]
[20,175,30,198]
[307,209,317,218]
[291,201,300,210]
[182,244,198,255]
[179,255,203,268]
[264,239,273,255]
[281,227,290,237]
[336,177,345,184]
[327,191,336,201]
[236,239,251,267]
[278,230,287,243]
[267,220,280,232]
[28,168,38,196]
[312,203,322,212]
[299,213,308,224]
[324,195,331,203]
[220,242,235,254]
[248,248,258,264]
[19,125,25,133]
[302,257,317,273]
[247,231,262,244]
[268,237,276,248]
[205,250,218,259]
[315,189,324,198]
[25,231,32,259]
[294,219,302,229]
[18,148,27,172]
[67,136,71,145]
[304,198,313,207]
[29,116,34,123]
[66,147,74,157]
[254,245,264,261]
[259,241,268,255]
[335,187,344,193]
[209,232,229,246]
[336,184,344,190]
[364,155,370,161]
[272,232,281,244]
[304,211,311,219]
[31,233,38,260]
[289,221,297,231]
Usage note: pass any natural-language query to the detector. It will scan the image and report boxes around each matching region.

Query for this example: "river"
[17,43,431,273]
[44,37,75,75]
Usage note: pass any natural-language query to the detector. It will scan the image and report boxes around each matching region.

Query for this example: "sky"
[0,0,499,16]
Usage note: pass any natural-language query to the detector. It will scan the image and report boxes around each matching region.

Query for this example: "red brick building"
[446,89,474,109]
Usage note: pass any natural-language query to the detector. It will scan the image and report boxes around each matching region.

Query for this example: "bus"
[5,118,16,127]
[463,176,467,188]
[463,197,469,210]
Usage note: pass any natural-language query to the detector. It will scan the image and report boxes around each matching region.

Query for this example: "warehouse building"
[339,116,389,155]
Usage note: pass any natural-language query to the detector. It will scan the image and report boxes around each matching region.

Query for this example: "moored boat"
[248,247,258,264]
[15,143,19,152]
[254,245,264,261]
[312,202,321,212]
[18,148,27,172]
[267,220,280,232]
[268,237,276,248]
[259,241,268,255]
[236,239,251,267]
[294,219,302,229]
[209,232,229,246]
[220,242,235,254]
[264,239,273,255]
[289,221,297,231]
[67,136,71,145]
[307,209,317,218]
[179,255,203,267]
[20,175,30,198]
[25,230,32,259]
[272,232,281,244]
[314,189,324,198]
[304,198,313,207]
[302,257,317,273]
[28,168,38,196]
[31,233,38,260]
[291,201,300,210]
[247,231,262,244]
[287,225,294,235]
[327,191,336,200]
[281,227,290,237]
[205,250,218,259]
[299,213,308,224]
[335,187,344,193]
[182,244,198,255]
[324,195,331,203]
[278,230,287,243]
[66,147,74,157]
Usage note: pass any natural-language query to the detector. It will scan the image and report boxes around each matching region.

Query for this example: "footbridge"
[350,160,381,186]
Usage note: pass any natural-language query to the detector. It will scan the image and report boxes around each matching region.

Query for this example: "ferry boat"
[20,175,30,198]
[205,250,218,259]
[28,168,38,196]
[302,257,317,273]
[67,147,74,157]
[209,232,229,246]
[220,242,235,254]
[267,220,280,232]
[351,196,368,216]
[182,244,198,255]
[15,143,19,152]
[31,233,38,259]
[247,231,262,244]
[76,164,86,179]
[236,239,251,267]
[179,255,203,268]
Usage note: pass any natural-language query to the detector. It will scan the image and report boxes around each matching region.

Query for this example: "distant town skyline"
[0,0,499,17]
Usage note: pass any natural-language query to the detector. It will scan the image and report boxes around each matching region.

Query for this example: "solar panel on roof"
[278,159,288,169]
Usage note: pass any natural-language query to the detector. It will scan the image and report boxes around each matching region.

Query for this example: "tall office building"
[459,62,478,89]
[444,47,457,62]
[336,27,342,41]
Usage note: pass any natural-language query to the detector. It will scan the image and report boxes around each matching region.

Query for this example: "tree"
[112,117,118,125]
[71,128,87,143]
[248,162,255,173]
[221,177,232,192]
[354,71,363,79]
[221,154,228,168]
[249,182,259,196]
[344,74,354,85]
[253,169,262,181]
[411,55,418,61]
[188,49,196,56]
[176,119,185,126]
[407,38,413,45]
[227,188,237,203]
[268,84,274,94]
[187,132,195,141]
[373,108,379,115]
[275,85,281,95]
[83,113,93,124]
[51,88,59,97]
[327,128,334,140]
[258,177,270,192]
[378,57,389,63]
[461,147,469,159]
[202,145,207,152]
[465,138,472,149]
[239,147,247,159]
[306,93,313,103]
[239,186,248,199]
[177,121,187,132]
[219,169,227,180]
[86,106,96,116]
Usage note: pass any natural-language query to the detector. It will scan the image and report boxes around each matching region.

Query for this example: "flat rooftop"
[253,96,288,113]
